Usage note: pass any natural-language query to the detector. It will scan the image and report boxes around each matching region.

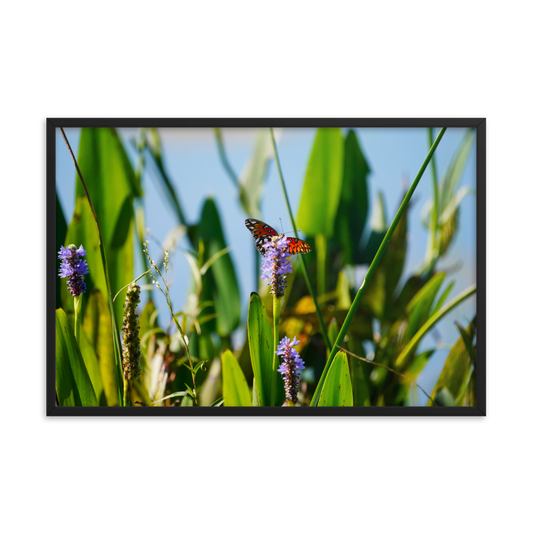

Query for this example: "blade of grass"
[424,127,439,269]
[310,127,448,406]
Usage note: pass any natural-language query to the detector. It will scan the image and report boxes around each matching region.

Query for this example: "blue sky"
[56,126,476,405]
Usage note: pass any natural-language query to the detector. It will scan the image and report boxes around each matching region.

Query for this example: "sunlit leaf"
[318,351,353,406]
[438,129,475,216]
[56,308,97,406]
[66,127,139,332]
[83,289,119,406]
[247,292,283,406]
[431,317,476,403]
[405,272,446,340]
[297,128,344,237]
[222,350,252,407]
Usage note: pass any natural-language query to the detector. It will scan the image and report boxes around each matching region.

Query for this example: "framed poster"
[47,118,485,415]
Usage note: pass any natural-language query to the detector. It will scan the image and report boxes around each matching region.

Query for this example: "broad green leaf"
[222,350,252,406]
[247,292,283,406]
[56,308,97,406]
[297,128,344,237]
[334,130,370,265]
[68,127,139,330]
[318,351,353,406]
[197,198,240,337]
[431,317,476,403]
[83,289,119,406]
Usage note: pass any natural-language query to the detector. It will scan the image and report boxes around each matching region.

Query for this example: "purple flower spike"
[277,336,305,404]
[260,235,293,297]
[58,244,89,297]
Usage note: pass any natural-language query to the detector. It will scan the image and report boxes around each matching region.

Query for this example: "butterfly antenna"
[279,218,284,234]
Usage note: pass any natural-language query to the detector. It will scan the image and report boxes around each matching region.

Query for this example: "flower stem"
[272,295,280,401]
[123,378,132,407]
[73,295,81,341]
[310,127,448,406]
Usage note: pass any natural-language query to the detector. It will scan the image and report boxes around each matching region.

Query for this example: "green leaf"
[362,191,387,264]
[362,198,409,320]
[67,127,139,332]
[318,351,353,406]
[396,286,476,368]
[438,129,475,217]
[422,130,475,259]
[83,289,119,406]
[78,329,105,405]
[56,308,98,406]
[327,318,339,353]
[405,272,446,341]
[152,391,188,404]
[221,350,252,406]
[247,292,282,406]
[431,317,476,404]
[297,128,344,237]
[347,336,371,406]
[434,388,457,406]
[197,198,240,337]
[334,130,370,265]
[239,129,273,217]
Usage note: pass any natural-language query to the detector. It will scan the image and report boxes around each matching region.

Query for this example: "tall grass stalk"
[269,128,333,352]
[425,127,440,272]
[60,128,125,406]
[144,243,199,405]
[310,127,448,406]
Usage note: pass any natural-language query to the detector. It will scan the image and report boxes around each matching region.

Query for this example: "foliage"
[56,126,477,408]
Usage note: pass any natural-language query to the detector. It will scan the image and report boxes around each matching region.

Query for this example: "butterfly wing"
[284,237,312,255]
[244,218,279,255]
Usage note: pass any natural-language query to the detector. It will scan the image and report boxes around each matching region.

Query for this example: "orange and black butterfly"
[244,218,312,256]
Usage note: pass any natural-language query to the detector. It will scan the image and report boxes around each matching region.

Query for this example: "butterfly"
[244,218,312,256]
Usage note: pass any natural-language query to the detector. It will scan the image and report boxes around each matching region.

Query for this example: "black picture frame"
[47,117,486,416]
